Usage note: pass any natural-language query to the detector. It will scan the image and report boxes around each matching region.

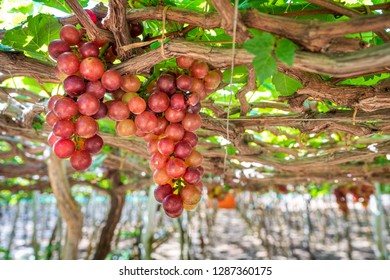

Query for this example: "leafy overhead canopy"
[237,0,268,9]
[0,0,390,196]
[162,0,205,10]
[9,3,34,14]
[2,14,61,62]
[32,0,89,14]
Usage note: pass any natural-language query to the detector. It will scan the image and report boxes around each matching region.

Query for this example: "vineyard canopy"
[1,0,390,194]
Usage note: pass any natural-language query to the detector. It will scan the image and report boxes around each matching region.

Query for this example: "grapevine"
[46,17,222,218]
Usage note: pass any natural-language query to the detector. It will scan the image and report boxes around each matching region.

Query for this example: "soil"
[153,208,385,260]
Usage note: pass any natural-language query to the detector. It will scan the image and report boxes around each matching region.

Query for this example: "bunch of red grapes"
[333,184,374,215]
[46,21,222,218]
[349,184,374,208]
[145,57,222,218]
[46,23,112,171]
[333,186,350,215]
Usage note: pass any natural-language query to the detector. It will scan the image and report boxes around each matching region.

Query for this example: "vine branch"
[102,0,132,60]
[307,0,390,42]
[64,0,113,42]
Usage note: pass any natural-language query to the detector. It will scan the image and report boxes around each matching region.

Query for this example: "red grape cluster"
[349,184,374,208]
[108,56,222,217]
[46,23,114,171]
[46,20,222,217]
[146,57,222,218]
[333,186,349,215]
[274,184,289,194]
[334,184,375,215]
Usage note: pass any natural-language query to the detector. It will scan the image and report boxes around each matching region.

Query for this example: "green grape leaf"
[253,55,277,85]
[222,66,248,84]
[310,187,319,198]
[32,0,89,14]
[2,14,61,63]
[243,32,275,55]
[237,0,268,9]
[225,145,237,155]
[244,32,276,84]
[32,117,44,131]
[10,3,34,14]
[97,119,116,134]
[275,39,298,66]
[163,0,204,10]
[317,101,330,113]
[272,72,303,96]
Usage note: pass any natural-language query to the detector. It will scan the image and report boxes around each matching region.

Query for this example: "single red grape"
[53,138,75,159]
[70,150,92,171]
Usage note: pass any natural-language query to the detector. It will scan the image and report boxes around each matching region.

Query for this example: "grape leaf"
[237,0,268,9]
[243,32,275,55]
[32,0,89,14]
[9,3,34,15]
[163,0,204,10]
[2,14,61,63]
[253,56,277,85]
[275,39,298,66]
[97,119,116,134]
[222,66,248,84]
[32,117,44,131]
[243,32,276,84]
[225,145,237,155]
[317,101,330,113]
[272,72,303,96]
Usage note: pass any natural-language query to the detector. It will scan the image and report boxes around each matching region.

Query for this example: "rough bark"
[102,0,132,60]
[71,4,390,51]
[279,3,390,18]
[209,0,250,43]
[95,5,390,51]
[60,3,390,24]
[306,0,390,42]
[243,10,390,51]
[47,152,83,260]
[297,87,390,113]
[113,38,390,79]
[235,66,256,115]
[64,0,113,42]
[93,171,126,260]
[2,2,390,191]
[0,51,57,83]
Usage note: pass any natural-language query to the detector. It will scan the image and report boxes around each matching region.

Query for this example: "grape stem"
[173,178,186,193]
[98,42,111,59]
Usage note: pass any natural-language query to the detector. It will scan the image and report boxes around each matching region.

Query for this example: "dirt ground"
[153,208,387,260]
[1,193,389,260]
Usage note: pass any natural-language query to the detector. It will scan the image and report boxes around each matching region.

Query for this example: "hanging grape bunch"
[333,186,350,215]
[46,19,222,218]
[149,57,222,218]
[46,22,110,171]
[349,184,375,208]
[333,184,374,215]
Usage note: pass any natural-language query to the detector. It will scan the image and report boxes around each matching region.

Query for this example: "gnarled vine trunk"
[93,171,126,260]
[48,152,83,260]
